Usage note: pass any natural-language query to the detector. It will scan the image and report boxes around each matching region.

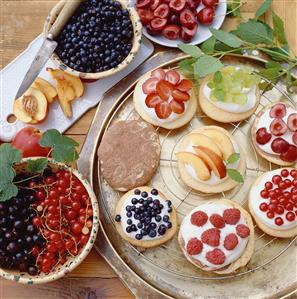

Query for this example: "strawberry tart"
[251,102,297,166]
[133,68,197,129]
[176,126,246,193]
[178,199,254,274]
[248,168,297,238]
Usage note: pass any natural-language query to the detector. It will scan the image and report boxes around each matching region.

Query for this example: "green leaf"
[227,0,241,17]
[178,44,204,58]
[27,158,48,173]
[265,61,282,71]
[209,28,243,48]
[0,144,22,169]
[227,153,240,164]
[272,12,287,45]
[0,167,18,202]
[193,55,224,78]
[257,67,281,83]
[227,169,244,183]
[52,145,79,163]
[0,184,18,202]
[201,36,216,54]
[255,0,273,19]
[260,47,290,61]
[178,58,195,76]
[234,20,274,45]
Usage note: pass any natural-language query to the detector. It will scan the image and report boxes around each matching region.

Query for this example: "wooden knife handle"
[49,0,82,39]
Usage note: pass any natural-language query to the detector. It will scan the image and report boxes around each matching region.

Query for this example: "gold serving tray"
[78,51,297,298]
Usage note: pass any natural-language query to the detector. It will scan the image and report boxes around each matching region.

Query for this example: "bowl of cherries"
[0,129,99,284]
[135,0,226,47]
[44,0,142,80]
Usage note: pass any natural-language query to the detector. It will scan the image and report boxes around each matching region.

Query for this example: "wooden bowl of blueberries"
[44,0,142,80]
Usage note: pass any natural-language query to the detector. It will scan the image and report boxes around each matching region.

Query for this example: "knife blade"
[14,36,57,100]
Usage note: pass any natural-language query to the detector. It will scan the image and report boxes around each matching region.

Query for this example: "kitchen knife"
[14,0,82,100]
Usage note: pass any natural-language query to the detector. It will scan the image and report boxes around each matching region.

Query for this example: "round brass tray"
[78,51,297,298]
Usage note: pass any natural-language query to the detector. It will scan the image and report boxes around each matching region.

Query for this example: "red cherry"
[35,188,46,201]
[281,169,289,177]
[291,187,297,195]
[267,211,275,219]
[180,24,198,42]
[72,222,83,234]
[271,138,290,154]
[292,194,297,202]
[259,202,268,212]
[293,132,297,145]
[197,7,214,24]
[274,188,282,196]
[269,103,286,118]
[180,8,196,28]
[150,17,167,31]
[287,113,297,132]
[32,216,42,227]
[202,0,218,7]
[169,0,186,13]
[278,181,287,189]
[162,25,180,40]
[265,181,273,190]
[256,127,272,145]
[153,3,170,19]
[136,0,151,8]
[269,190,276,199]
[274,217,284,226]
[270,199,279,205]
[284,178,292,188]
[268,203,277,212]
[276,205,284,214]
[270,118,287,136]
[293,179,297,187]
[280,145,297,162]
[286,211,295,221]
[279,196,288,206]
[272,175,282,184]
[45,176,55,185]
[260,189,269,199]
[290,169,297,178]
[285,203,294,211]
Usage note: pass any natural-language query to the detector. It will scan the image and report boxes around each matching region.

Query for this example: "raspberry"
[186,238,203,255]
[236,224,250,238]
[190,211,208,227]
[223,208,241,225]
[201,228,220,247]
[209,214,225,228]
[206,248,225,265]
[224,233,239,250]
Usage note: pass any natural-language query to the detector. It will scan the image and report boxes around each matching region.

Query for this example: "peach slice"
[202,129,234,161]
[32,77,57,103]
[13,87,48,124]
[189,133,223,158]
[193,146,227,179]
[56,80,76,118]
[176,152,211,181]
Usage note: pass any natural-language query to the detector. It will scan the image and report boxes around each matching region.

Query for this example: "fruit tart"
[249,168,297,238]
[178,199,254,274]
[176,126,246,193]
[199,66,260,123]
[133,68,197,129]
[114,186,177,248]
[251,102,297,166]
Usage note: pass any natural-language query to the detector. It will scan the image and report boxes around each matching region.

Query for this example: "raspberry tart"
[199,66,260,123]
[133,68,197,129]
[114,186,177,248]
[178,199,254,274]
[251,102,297,166]
[248,168,297,238]
[176,126,246,193]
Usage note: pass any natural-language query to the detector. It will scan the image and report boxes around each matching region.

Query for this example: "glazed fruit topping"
[209,213,225,228]
[236,224,250,238]
[145,93,164,108]
[270,118,287,136]
[142,77,159,94]
[256,127,272,145]
[191,210,208,227]
[186,237,203,255]
[201,228,220,247]
[287,113,297,132]
[223,233,238,250]
[155,101,172,119]
[280,145,297,162]
[223,208,241,225]
[206,248,225,265]
[271,138,290,154]
[269,103,286,118]
[169,100,185,114]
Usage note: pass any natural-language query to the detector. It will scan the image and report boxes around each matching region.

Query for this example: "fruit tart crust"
[199,75,261,123]
[251,102,297,167]
[178,199,255,274]
[114,186,178,248]
[133,71,198,129]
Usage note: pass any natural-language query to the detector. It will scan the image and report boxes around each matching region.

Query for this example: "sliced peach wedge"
[56,80,76,118]
[176,152,211,181]
[32,77,57,103]
[193,146,227,179]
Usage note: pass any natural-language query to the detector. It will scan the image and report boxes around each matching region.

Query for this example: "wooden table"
[1,1,296,298]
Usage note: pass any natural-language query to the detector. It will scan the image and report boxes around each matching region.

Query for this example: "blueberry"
[147,197,153,204]
[167,222,172,229]
[140,228,148,236]
[126,211,132,218]
[115,214,121,222]
[155,215,161,222]
[166,200,172,207]
[134,214,140,220]
[134,189,141,195]
[153,199,160,205]
[125,205,132,212]
[141,191,148,198]
[149,230,157,238]
[127,219,132,225]
[159,204,164,209]
[137,223,143,229]
[135,234,142,240]
[150,222,157,229]
[158,225,167,235]
[28,265,38,276]
[163,215,169,223]
[126,226,132,233]
[168,207,173,213]
[139,198,144,204]
[131,224,137,232]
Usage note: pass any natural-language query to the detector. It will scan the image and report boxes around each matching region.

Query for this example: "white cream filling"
[180,202,249,270]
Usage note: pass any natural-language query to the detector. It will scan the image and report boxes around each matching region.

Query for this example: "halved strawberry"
[142,77,159,94]
[155,101,172,119]
[169,0,186,13]
[150,17,167,31]
[137,8,154,24]
[165,70,180,85]
[287,113,297,132]
[270,118,287,136]
[172,89,190,102]
[176,79,193,92]
[151,68,166,80]
[169,100,185,114]
[269,103,286,118]
[156,80,174,100]
[153,3,170,18]
[136,0,151,8]
[145,93,164,108]
[150,0,161,10]
[293,132,297,145]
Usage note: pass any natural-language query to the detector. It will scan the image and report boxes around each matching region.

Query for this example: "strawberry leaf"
[227,169,244,183]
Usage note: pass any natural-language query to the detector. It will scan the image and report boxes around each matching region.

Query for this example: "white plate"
[133,0,227,47]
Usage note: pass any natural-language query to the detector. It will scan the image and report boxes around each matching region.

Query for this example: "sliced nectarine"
[56,80,75,117]
[193,146,227,179]
[32,77,57,103]
[176,152,211,181]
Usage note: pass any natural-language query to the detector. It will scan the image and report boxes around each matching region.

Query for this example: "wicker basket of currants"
[0,129,99,284]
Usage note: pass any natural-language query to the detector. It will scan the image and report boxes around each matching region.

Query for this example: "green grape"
[232,94,247,105]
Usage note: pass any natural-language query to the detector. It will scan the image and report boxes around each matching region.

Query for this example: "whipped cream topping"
[256,106,296,155]
[249,169,297,230]
[180,202,249,270]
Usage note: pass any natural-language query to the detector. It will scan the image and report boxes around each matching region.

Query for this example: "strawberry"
[269,103,286,118]
[224,233,238,250]
[156,80,174,100]
[145,93,163,108]
[142,77,159,94]
[169,100,185,114]
[165,70,180,85]
[176,79,193,92]
[155,101,172,119]
[186,237,203,255]
[151,68,166,80]
[172,89,190,102]
[201,228,220,247]
[236,224,250,238]
[287,113,297,132]
[206,248,225,265]
[223,208,241,225]
[209,214,225,228]
[270,118,287,136]
[190,211,208,227]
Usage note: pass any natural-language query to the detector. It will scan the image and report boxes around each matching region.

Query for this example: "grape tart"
[248,168,297,238]
[114,186,177,248]
[178,199,254,274]
[251,102,297,166]
[133,68,197,129]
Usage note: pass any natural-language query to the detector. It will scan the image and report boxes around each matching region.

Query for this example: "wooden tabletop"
[1,0,296,298]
